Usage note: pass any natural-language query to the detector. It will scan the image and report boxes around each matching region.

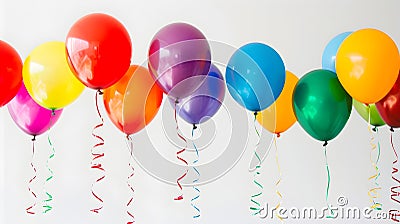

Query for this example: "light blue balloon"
[225,42,285,112]
[322,32,352,72]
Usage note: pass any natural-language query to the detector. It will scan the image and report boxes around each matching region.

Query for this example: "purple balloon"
[170,64,225,125]
[148,22,211,100]
[7,83,62,137]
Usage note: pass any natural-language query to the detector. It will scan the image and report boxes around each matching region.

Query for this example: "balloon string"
[367,109,382,210]
[174,101,188,201]
[125,135,135,224]
[191,126,201,219]
[254,112,261,145]
[43,112,55,214]
[389,129,400,222]
[324,144,334,218]
[250,112,263,215]
[26,137,37,215]
[90,90,105,213]
[273,135,283,221]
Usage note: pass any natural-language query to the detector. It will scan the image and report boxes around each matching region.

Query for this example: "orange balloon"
[256,71,298,135]
[336,28,400,104]
[103,65,163,135]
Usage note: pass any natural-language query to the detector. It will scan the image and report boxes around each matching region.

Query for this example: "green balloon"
[353,99,385,127]
[293,69,352,142]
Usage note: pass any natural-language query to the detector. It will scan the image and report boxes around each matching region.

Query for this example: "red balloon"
[0,40,22,106]
[66,13,132,90]
[376,71,400,127]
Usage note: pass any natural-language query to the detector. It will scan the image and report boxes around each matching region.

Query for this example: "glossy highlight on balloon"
[66,13,132,90]
[148,22,211,99]
[23,41,85,110]
[257,71,298,135]
[103,65,163,135]
[226,42,286,112]
[171,64,225,125]
[336,28,400,104]
[376,72,400,128]
[0,40,23,107]
[293,69,352,142]
[7,83,62,136]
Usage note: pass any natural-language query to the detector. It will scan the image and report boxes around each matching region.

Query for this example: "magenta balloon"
[170,64,225,125]
[148,22,211,100]
[7,83,62,136]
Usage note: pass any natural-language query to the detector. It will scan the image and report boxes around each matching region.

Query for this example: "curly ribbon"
[26,136,38,215]
[367,108,382,210]
[250,112,263,215]
[273,135,283,221]
[173,100,188,201]
[390,128,400,222]
[43,111,55,214]
[125,135,135,224]
[90,90,105,213]
[191,124,201,219]
[323,141,334,218]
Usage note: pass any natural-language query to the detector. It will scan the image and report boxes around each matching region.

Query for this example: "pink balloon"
[7,83,62,137]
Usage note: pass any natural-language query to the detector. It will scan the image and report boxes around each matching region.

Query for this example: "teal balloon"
[225,42,285,112]
[293,69,352,142]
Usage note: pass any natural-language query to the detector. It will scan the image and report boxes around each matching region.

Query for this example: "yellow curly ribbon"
[273,135,283,221]
[367,107,382,210]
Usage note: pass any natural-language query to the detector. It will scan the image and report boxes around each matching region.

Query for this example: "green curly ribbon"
[250,112,263,215]
[323,143,334,219]
[43,112,55,213]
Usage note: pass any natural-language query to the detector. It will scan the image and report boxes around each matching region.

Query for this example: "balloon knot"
[323,141,328,147]
[276,133,281,138]
[175,99,179,104]
[254,111,258,117]
[390,127,395,132]
[32,135,36,142]
[372,126,377,132]
[51,110,56,116]
[97,89,103,95]
[193,124,198,130]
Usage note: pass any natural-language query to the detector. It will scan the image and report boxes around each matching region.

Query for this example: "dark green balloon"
[293,69,352,142]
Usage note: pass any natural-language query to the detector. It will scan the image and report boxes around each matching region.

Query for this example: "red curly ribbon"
[26,136,37,215]
[90,90,105,213]
[173,100,188,201]
[390,129,400,222]
[126,135,135,224]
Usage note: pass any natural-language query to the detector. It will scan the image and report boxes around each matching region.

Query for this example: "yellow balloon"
[336,28,400,104]
[23,41,85,110]
[257,71,298,136]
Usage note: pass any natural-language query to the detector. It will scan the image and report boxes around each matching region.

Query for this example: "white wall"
[1,0,400,223]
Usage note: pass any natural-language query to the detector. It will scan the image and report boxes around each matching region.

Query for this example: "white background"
[1,0,400,223]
